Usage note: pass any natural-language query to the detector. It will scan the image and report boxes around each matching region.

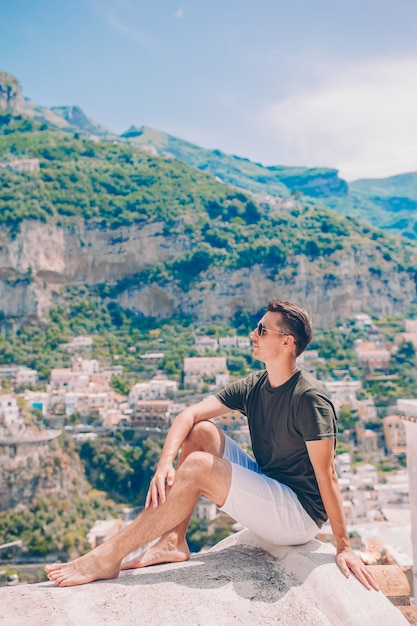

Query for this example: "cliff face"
[0,433,89,510]
[117,256,416,328]
[0,219,415,327]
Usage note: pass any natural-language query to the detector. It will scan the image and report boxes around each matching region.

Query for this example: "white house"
[0,394,20,426]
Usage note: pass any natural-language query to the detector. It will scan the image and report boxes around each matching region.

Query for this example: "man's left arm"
[306,438,380,591]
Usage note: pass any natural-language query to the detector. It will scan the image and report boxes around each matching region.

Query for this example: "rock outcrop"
[50,106,112,137]
[0,71,23,113]
[0,530,408,625]
[0,429,89,510]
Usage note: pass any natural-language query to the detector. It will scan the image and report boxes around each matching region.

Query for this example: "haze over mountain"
[1,70,416,329]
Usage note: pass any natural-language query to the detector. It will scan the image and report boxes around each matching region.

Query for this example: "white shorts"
[220,435,320,545]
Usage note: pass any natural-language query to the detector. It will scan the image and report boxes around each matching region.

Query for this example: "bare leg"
[122,421,225,569]
[45,448,231,587]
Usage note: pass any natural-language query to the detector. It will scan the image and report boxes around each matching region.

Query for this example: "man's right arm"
[145,395,226,508]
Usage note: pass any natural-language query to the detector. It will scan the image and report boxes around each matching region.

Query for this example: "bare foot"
[45,548,121,587]
[121,534,190,570]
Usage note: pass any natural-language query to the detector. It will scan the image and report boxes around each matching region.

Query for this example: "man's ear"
[283,335,296,351]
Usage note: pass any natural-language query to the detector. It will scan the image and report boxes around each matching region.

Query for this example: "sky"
[1,0,417,181]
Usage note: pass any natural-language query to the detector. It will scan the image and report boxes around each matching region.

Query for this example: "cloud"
[175,7,184,19]
[259,56,417,180]
[90,0,161,53]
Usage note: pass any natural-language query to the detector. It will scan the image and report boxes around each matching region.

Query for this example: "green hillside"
[2,64,415,242]
[1,110,414,294]
[121,126,417,241]
[324,173,417,241]
[121,125,348,199]
[0,112,256,231]
[0,103,416,337]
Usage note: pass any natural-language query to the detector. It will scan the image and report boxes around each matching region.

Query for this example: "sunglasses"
[256,322,291,338]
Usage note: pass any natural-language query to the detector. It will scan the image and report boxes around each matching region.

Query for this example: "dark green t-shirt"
[215,370,337,527]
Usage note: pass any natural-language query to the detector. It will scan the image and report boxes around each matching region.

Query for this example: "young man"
[46,300,379,591]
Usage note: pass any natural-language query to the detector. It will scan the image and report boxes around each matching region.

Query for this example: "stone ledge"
[366,564,417,624]
[0,530,409,626]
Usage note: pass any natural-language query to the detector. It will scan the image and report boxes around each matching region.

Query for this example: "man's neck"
[265,359,299,388]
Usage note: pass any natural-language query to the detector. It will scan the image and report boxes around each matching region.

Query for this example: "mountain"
[121,126,417,241]
[0,108,416,329]
[2,69,416,240]
[0,69,416,328]
[121,125,349,199]
[324,172,417,241]
[0,69,115,138]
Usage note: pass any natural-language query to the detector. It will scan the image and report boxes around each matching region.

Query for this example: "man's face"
[250,312,289,362]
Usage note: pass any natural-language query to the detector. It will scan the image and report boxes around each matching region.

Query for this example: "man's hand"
[336,547,380,591]
[145,462,176,509]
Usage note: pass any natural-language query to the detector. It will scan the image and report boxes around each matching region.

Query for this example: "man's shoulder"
[295,371,328,397]
[216,370,266,398]
[234,369,267,390]
[247,369,267,383]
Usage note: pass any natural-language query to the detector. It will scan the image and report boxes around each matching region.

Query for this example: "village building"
[46,359,126,424]
[195,496,218,522]
[167,402,187,420]
[24,390,49,417]
[140,352,164,365]
[71,357,99,375]
[48,369,90,392]
[354,340,391,370]
[383,415,407,455]
[128,376,178,406]
[65,391,112,419]
[0,365,38,388]
[218,336,250,350]
[87,519,128,549]
[4,157,40,172]
[129,400,172,429]
[60,336,93,353]
[0,394,21,429]
[183,356,229,390]
[352,313,374,329]
[357,396,378,422]
[14,367,38,387]
[323,378,361,413]
[194,335,219,352]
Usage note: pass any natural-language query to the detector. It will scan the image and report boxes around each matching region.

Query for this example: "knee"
[177,451,212,481]
[183,420,221,452]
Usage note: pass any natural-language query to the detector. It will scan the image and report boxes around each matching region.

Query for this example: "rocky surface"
[0,432,89,510]
[0,218,415,327]
[0,71,23,113]
[50,106,112,137]
[0,530,407,625]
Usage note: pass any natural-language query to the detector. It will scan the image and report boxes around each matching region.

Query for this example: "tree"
[338,404,358,431]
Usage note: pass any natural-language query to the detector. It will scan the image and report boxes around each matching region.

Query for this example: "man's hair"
[267,300,313,357]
